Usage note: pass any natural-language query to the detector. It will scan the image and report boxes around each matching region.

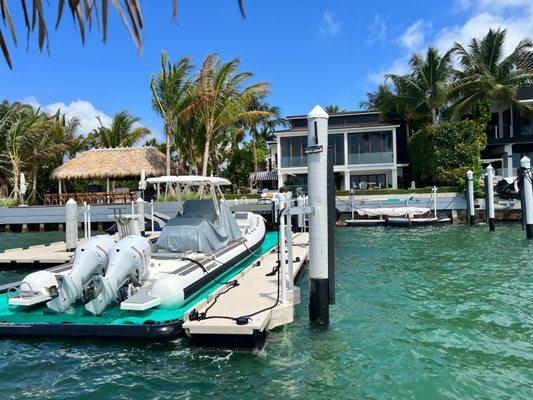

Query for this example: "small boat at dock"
[0,176,268,340]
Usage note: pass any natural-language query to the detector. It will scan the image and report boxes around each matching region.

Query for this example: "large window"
[347,131,393,164]
[280,136,307,168]
[328,133,345,165]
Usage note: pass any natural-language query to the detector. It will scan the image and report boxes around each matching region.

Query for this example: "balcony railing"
[347,152,393,165]
[281,156,307,168]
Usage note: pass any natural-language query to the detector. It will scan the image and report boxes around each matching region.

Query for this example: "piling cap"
[466,170,473,179]
[486,164,493,171]
[307,105,329,119]
[521,156,531,168]
[66,198,76,205]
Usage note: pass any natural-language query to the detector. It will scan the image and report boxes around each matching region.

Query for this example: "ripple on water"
[0,225,531,399]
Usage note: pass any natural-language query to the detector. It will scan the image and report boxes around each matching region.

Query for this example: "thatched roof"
[51,146,174,180]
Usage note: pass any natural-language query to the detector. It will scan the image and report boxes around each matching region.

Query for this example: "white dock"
[183,232,309,339]
[0,232,160,268]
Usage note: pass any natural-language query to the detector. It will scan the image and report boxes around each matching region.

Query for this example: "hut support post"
[307,105,330,326]
[58,180,62,195]
[520,156,533,239]
[486,165,495,231]
[106,178,110,193]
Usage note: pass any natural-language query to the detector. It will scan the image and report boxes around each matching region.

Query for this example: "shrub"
[409,120,486,189]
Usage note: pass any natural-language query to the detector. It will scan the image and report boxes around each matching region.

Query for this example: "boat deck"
[183,232,309,342]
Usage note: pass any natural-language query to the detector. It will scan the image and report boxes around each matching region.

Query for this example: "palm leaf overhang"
[0,0,246,69]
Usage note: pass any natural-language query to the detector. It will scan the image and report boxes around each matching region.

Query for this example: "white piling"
[150,199,155,233]
[277,195,288,305]
[285,194,294,290]
[520,156,533,239]
[432,186,437,218]
[136,198,145,235]
[131,200,135,216]
[297,195,304,231]
[65,198,78,251]
[87,204,91,238]
[83,201,88,239]
[466,170,475,225]
[486,165,495,231]
[307,105,330,325]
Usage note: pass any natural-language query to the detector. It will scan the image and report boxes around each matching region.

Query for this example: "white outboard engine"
[47,235,116,313]
[85,235,151,315]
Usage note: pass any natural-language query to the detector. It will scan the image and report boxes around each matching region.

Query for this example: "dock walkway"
[183,232,309,341]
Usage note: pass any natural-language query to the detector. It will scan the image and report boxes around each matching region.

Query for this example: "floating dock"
[0,232,160,269]
[183,232,309,347]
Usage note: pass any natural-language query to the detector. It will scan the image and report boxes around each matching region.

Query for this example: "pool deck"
[183,232,309,343]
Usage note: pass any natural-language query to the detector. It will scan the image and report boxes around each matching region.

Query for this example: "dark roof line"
[286,109,379,119]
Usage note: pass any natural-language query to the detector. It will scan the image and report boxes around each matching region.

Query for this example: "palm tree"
[325,105,344,114]
[0,104,44,202]
[188,53,271,176]
[387,47,453,124]
[151,51,194,176]
[449,28,533,121]
[27,112,80,202]
[90,110,151,148]
[0,1,246,69]
[244,95,287,177]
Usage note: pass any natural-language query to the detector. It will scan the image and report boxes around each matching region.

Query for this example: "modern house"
[267,110,408,191]
[481,52,533,177]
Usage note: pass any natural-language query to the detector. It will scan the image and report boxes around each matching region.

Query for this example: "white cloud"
[319,10,341,37]
[366,14,389,45]
[366,0,533,87]
[398,20,431,51]
[23,97,113,136]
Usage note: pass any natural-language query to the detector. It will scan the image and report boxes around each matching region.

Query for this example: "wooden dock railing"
[44,192,137,206]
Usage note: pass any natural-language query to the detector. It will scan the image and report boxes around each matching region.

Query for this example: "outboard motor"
[84,235,151,315]
[47,235,116,313]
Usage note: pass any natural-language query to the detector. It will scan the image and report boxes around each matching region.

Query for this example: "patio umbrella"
[139,169,147,191]
[19,172,27,205]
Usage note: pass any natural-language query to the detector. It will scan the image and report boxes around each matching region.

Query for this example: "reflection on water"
[0,225,531,399]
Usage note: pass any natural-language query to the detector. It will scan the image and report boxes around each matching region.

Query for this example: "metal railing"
[347,152,393,165]
[44,191,138,206]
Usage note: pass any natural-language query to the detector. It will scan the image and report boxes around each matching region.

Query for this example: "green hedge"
[335,186,461,196]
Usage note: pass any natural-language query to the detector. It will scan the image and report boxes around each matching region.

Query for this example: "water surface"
[0,225,531,399]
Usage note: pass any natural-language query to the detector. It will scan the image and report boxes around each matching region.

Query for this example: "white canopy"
[146,175,231,186]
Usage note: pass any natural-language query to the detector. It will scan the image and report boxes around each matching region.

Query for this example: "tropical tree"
[90,110,150,148]
[0,104,45,202]
[0,1,245,69]
[325,105,344,113]
[387,47,453,124]
[151,51,194,176]
[449,28,533,122]
[244,95,287,178]
[188,53,271,176]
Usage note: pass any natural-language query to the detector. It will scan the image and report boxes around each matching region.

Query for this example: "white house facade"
[268,110,408,191]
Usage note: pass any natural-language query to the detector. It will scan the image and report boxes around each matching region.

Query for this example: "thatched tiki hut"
[50,147,173,204]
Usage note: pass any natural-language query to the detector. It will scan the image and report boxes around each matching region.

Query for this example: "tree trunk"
[405,119,411,140]
[431,108,438,124]
[31,169,38,203]
[201,137,211,176]
[252,126,258,174]
[165,122,171,176]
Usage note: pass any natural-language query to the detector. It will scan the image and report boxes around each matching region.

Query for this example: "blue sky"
[1,0,532,140]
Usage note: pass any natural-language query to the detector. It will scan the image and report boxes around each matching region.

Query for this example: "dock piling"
[65,198,78,251]
[306,105,330,326]
[136,198,146,234]
[466,170,475,225]
[520,156,533,239]
[150,199,155,233]
[486,165,495,231]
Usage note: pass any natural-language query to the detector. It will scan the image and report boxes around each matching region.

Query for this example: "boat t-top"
[1,175,266,339]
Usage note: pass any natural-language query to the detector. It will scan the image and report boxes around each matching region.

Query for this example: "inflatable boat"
[0,176,269,340]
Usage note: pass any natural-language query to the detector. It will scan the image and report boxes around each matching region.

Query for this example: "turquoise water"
[0,225,531,399]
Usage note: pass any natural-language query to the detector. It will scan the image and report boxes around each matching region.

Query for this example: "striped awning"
[249,170,278,181]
